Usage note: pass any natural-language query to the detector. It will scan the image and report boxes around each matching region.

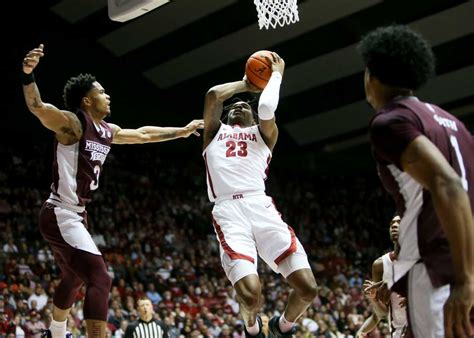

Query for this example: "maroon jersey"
[369,96,474,288]
[49,110,113,207]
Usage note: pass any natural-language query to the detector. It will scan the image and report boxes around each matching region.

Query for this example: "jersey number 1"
[226,141,248,157]
[450,135,468,191]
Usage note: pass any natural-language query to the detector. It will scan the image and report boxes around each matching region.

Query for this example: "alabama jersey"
[49,110,113,208]
[203,123,271,202]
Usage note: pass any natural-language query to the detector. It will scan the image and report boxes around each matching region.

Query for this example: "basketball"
[245,50,273,90]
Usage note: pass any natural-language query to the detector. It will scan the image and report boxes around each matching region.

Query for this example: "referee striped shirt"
[124,319,168,338]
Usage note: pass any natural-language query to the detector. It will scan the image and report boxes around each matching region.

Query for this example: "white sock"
[50,319,67,338]
[246,320,260,336]
[278,314,295,333]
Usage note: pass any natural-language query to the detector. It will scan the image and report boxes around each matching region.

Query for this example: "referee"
[124,297,168,338]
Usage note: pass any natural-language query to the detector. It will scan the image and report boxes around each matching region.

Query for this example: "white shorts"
[407,262,449,338]
[391,327,404,338]
[212,194,310,285]
[52,206,101,255]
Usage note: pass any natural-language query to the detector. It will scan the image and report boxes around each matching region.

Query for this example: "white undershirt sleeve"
[258,71,282,120]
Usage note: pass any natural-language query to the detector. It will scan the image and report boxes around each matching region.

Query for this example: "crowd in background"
[0,142,396,337]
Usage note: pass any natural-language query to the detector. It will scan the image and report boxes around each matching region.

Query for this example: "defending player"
[358,25,474,337]
[22,44,203,338]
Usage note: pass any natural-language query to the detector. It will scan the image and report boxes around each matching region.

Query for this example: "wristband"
[22,72,35,85]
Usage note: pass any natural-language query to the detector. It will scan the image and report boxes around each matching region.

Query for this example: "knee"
[296,280,318,302]
[94,269,112,292]
[236,283,261,309]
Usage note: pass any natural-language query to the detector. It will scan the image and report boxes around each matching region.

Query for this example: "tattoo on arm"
[24,84,44,110]
[158,130,177,140]
[60,126,76,137]
[32,97,42,109]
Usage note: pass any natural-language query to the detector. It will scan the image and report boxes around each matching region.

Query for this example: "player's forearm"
[137,126,187,142]
[432,176,474,284]
[207,80,248,102]
[23,81,46,115]
[358,314,379,335]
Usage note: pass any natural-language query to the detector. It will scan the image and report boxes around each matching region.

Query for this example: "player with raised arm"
[22,44,203,338]
[202,52,318,338]
[358,25,474,337]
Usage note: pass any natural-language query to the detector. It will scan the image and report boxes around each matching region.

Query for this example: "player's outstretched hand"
[363,280,377,299]
[23,44,44,74]
[444,281,474,338]
[183,119,205,137]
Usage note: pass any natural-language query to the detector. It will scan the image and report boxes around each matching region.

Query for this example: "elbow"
[206,88,218,102]
[206,87,225,103]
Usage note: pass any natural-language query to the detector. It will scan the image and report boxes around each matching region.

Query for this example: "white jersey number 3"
[90,165,101,190]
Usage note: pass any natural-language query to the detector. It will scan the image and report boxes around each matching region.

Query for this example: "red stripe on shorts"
[274,226,297,265]
[212,217,255,263]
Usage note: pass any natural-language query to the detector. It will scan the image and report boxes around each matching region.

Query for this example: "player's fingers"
[262,55,273,65]
[23,59,36,67]
[38,43,44,50]
[193,131,200,137]
[271,52,278,63]
[445,302,454,338]
[454,307,467,338]
[28,50,44,58]
[456,303,472,338]
[465,305,474,336]
[24,57,38,63]
[365,280,383,291]
[31,48,44,55]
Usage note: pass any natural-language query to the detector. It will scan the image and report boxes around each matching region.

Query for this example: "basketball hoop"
[253,0,299,30]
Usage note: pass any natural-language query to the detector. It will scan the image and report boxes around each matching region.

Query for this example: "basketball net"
[254,0,299,30]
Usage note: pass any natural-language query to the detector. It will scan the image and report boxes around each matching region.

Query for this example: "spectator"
[28,284,48,311]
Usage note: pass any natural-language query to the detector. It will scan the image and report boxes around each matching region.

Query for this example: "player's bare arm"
[401,135,474,338]
[23,44,82,145]
[203,80,257,149]
[258,52,284,151]
[356,314,379,338]
[109,119,204,144]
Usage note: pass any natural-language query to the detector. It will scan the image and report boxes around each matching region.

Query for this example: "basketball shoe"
[244,315,264,338]
[40,330,73,337]
[268,316,296,337]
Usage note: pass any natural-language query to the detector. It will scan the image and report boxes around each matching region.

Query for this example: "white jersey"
[203,123,272,202]
[382,252,407,330]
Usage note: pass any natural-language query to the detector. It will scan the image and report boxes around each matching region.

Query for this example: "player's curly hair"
[357,25,435,90]
[63,73,96,112]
